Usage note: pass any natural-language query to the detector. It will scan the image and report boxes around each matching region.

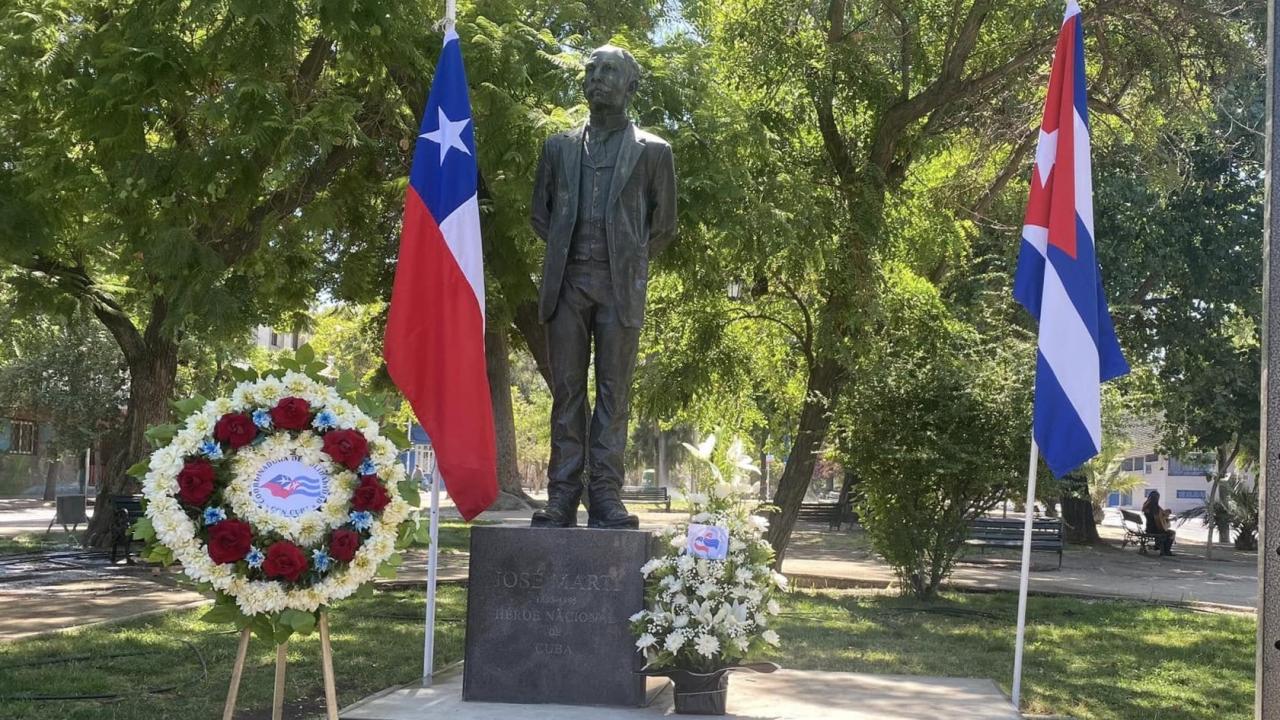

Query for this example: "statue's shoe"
[531,489,581,528]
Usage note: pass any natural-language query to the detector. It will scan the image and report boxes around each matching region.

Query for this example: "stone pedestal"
[462,526,652,707]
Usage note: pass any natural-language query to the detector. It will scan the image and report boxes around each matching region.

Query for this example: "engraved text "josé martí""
[491,570,622,592]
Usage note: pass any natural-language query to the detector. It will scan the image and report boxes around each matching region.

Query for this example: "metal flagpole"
[421,447,440,683]
[423,0,455,685]
[1258,0,1280,713]
[1011,438,1040,709]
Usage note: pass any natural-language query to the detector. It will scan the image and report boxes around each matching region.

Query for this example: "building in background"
[1105,424,1255,514]
[252,326,309,351]
[0,412,100,498]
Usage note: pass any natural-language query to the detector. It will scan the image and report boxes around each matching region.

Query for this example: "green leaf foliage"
[130,516,155,542]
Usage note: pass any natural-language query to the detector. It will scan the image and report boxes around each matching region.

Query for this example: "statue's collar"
[587,112,630,133]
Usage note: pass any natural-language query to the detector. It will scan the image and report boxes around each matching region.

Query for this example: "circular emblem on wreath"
[251,458,332,518]
[135,371,418,625]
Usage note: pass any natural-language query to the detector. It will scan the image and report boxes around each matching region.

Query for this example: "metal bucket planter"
[644,661,779,716]
[669,668,730,715]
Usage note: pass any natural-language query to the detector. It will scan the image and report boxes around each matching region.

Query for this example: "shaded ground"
[781,520,1257,609]
[0,551,207,640]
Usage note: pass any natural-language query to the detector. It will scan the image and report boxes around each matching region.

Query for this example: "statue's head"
[582,45,640,115]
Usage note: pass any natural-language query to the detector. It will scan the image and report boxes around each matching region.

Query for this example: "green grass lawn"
[778,590,1255,720]
[0,532,82,555]
[432,520,484,553]
[0,587,468,720]
[0,588,1254,720]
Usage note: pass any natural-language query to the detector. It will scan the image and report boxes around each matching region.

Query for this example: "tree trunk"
[1058,473,1098,543]
[657,429,668,489]
[42,456,61,501]
[1205,440,1241,559]
[486,321,533,510]
[759,441,769,502]
[1060,494,1099,544]
[85,337,179,547]
[512,299,552,390]
[765,357,841,566]
[1203,476,1221,558]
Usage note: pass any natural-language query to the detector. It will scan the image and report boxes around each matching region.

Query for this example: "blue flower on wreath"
[358,458,377,476]
[203,507,227,526]
[312,549,332,573]
[313,410,338,431]
[251,409,273,430]
[246,546,265,568]
[349,510,374,531]
[199,438,224,460]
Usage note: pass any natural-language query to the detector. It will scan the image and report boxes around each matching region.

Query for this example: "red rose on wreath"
[328,528,361,562]
[214,412,258,449]
[263,541,308,582]
[270,397,311,431]
[207,519,252,564]
[177,460,216,506]
[351,476,391,513]
[322,429,368,470]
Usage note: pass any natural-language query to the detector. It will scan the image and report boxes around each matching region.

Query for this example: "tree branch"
[728,312,813,367]
[18,255,147,364]
[879,0,912,98]
[292,35,335,105]
[827,0,847,44]
[776,277,815,361]
[212,141,358,265]
[807,67,859,200]
[971,128,1038,219]
[869,28,1055,178]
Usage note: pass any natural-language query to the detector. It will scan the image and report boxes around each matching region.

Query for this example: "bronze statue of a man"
[529,45,677,529]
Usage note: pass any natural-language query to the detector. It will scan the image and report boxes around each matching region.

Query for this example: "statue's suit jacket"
[530,123,677,329]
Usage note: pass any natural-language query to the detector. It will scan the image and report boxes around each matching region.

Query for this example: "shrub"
[835,266,1029,599]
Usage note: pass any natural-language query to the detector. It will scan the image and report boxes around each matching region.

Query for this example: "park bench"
[619,486,671,511]
[109,494,145,564]
[964,516,1063,569]
[797,500,858,530]
[1119,508,1165,555]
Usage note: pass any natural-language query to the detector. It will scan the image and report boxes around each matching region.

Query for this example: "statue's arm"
[530,138,556,242]
[647,143,677,257]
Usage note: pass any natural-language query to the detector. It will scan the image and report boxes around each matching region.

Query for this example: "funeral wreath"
[131,363,423,641]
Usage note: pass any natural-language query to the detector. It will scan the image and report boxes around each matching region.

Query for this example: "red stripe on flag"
[384,188,497,521]
[1046,16,1078,260]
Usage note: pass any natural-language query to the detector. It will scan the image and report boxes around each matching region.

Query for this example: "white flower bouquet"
[630,436,785,677]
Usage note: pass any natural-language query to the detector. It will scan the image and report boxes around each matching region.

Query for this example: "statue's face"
[582,47,635,114]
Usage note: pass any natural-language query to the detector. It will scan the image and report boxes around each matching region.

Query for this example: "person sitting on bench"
[1142,491,1176,557]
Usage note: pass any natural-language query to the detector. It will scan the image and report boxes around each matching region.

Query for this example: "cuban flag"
[1013,1,1128,477]
[384,29,497,521]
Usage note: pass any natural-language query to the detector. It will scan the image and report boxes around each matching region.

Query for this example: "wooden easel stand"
[221,611,339,720]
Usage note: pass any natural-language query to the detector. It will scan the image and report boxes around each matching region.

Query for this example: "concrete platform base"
[340,667,1021,720]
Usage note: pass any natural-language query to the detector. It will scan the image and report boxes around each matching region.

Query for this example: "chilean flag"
[1013,1,1128,477]
[385,29,497,520]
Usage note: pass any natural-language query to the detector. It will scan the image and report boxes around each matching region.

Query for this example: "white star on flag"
[420,107,472,164]
[1034,129,1057,187]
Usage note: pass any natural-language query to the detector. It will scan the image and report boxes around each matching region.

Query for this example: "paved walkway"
[0,499,1257,642]
[386,506,1258,610]
[341,668,1020,720]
